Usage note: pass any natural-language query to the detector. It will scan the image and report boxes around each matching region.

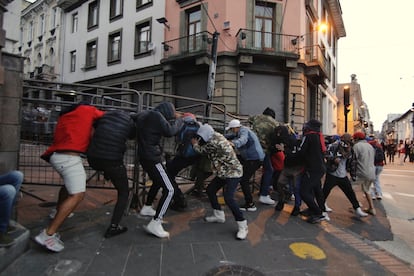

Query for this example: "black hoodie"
[135,102,181,162]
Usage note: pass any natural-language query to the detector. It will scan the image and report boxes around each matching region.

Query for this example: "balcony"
[236,29,299,59]
[161,31,213,62]
[300,45,329,81]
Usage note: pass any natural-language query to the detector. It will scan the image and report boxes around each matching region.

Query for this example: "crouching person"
[87,110,136,238]
[191,124,248,240]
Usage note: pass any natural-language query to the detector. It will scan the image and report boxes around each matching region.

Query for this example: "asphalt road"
[374,161,414,266]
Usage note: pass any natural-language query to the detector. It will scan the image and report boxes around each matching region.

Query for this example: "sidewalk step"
[0,221,30,272]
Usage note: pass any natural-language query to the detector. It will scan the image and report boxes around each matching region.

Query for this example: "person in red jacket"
[35,102,104,252]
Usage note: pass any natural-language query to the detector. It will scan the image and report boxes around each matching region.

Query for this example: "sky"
[338,0,414,131]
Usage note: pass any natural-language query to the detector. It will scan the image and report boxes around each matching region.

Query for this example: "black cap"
[263,107,275,119]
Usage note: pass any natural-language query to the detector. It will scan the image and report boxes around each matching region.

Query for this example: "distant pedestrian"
[352,131,376,215]
[225,119,264,212]
[87,110,136,238]
[35,102,104,252]
[135,101,182,238]
[397,139,405,165]
[192,124,248,240]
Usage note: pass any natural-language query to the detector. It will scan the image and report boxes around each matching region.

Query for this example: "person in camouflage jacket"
[191,124,248,240]
[248,107,279,205]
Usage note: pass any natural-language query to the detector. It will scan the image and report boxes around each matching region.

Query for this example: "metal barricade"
[20,79,229,212]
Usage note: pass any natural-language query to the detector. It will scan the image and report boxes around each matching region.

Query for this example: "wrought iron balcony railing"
[300,44,329,78]
[236,28,299,57]
[161,31,213,60]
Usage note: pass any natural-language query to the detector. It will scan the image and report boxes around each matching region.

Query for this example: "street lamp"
[343,86,351,132]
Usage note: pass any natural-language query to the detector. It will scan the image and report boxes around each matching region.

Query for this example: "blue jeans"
[371,165,383,197]
[206,176,244,221]
[0,171,23,233]
[259,154,273,196]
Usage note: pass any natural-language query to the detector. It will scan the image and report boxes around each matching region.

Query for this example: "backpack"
[373,145,385,164]
[176,118,200,158]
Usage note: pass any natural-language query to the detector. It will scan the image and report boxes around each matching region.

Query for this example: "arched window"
[49,48,55,65]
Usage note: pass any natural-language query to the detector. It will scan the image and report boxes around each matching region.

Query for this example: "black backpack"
[373,145,385,164]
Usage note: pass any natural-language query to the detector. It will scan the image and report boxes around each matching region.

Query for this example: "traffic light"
[343,86,350,116]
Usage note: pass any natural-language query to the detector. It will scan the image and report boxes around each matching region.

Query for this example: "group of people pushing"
[31,101,377,253]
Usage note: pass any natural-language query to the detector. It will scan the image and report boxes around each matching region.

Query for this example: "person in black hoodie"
[294,119,328,223]
[87,109,136,238]
[134,101,182,238]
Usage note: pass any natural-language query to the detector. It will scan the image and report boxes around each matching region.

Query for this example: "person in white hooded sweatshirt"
[191,124,248,240]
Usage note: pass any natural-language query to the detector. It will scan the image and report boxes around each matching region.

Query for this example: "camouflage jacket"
[248,114,279,153]
[193,132,243,179]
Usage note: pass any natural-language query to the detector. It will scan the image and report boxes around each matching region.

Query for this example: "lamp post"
[343,86,350,133]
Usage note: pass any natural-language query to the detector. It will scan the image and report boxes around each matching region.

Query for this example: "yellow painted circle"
[289,242,326,260]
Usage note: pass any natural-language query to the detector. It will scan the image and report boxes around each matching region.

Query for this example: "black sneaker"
[275,201,284,211]
[239,202,257,212]
[0,232,16,247]
[306,215,324,224]
[104,224,128,238]
[299,208,311,217]
[291,206,300,216]
[190,189,206,198]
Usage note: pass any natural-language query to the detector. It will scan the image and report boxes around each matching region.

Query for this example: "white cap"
[226,119,241,130]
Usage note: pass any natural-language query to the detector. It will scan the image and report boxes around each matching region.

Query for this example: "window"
[28,21,33,42]
[70,51,76,72]
[88,1,99,30]
[187,8,201,51]
[110,0,123,20]
[134,21,151,55]
[254,2,274,49]
[72,13,78,33]
[108,30,122,63]
[137,0,152,9]
[51,8,57,29]
[86,39,98,68]
[39,14,45,35]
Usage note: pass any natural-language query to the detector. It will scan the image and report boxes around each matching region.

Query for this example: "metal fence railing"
[20,79,228,211]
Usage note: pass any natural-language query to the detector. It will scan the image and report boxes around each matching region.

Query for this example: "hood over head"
[154,101,175,121]
[197,124,214,142]
[303,119,322,132]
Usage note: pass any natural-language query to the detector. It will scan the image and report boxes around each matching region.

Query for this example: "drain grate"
[204,265,265,276]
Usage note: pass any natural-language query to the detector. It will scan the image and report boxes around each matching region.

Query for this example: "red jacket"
[271,151,285,171]
[41,105,104,161]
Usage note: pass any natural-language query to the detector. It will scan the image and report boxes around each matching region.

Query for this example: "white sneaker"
[205,209,225,223]
[236,220,248,240]
[49,208,74,219]
[322,212,330,221]
[324,203,333,212]
[140,205,156,217]
[34,229,64,252]
[355,207,368,217]
[144,219,169,238]
[259,195,275,205]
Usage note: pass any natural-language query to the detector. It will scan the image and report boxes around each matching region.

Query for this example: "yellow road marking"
[289,242,326,260]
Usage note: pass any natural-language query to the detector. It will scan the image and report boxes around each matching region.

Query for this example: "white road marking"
[382,192,393,200]
[394,192,414,198]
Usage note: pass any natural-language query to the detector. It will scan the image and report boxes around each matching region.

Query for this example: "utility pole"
[205,31,219,118]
